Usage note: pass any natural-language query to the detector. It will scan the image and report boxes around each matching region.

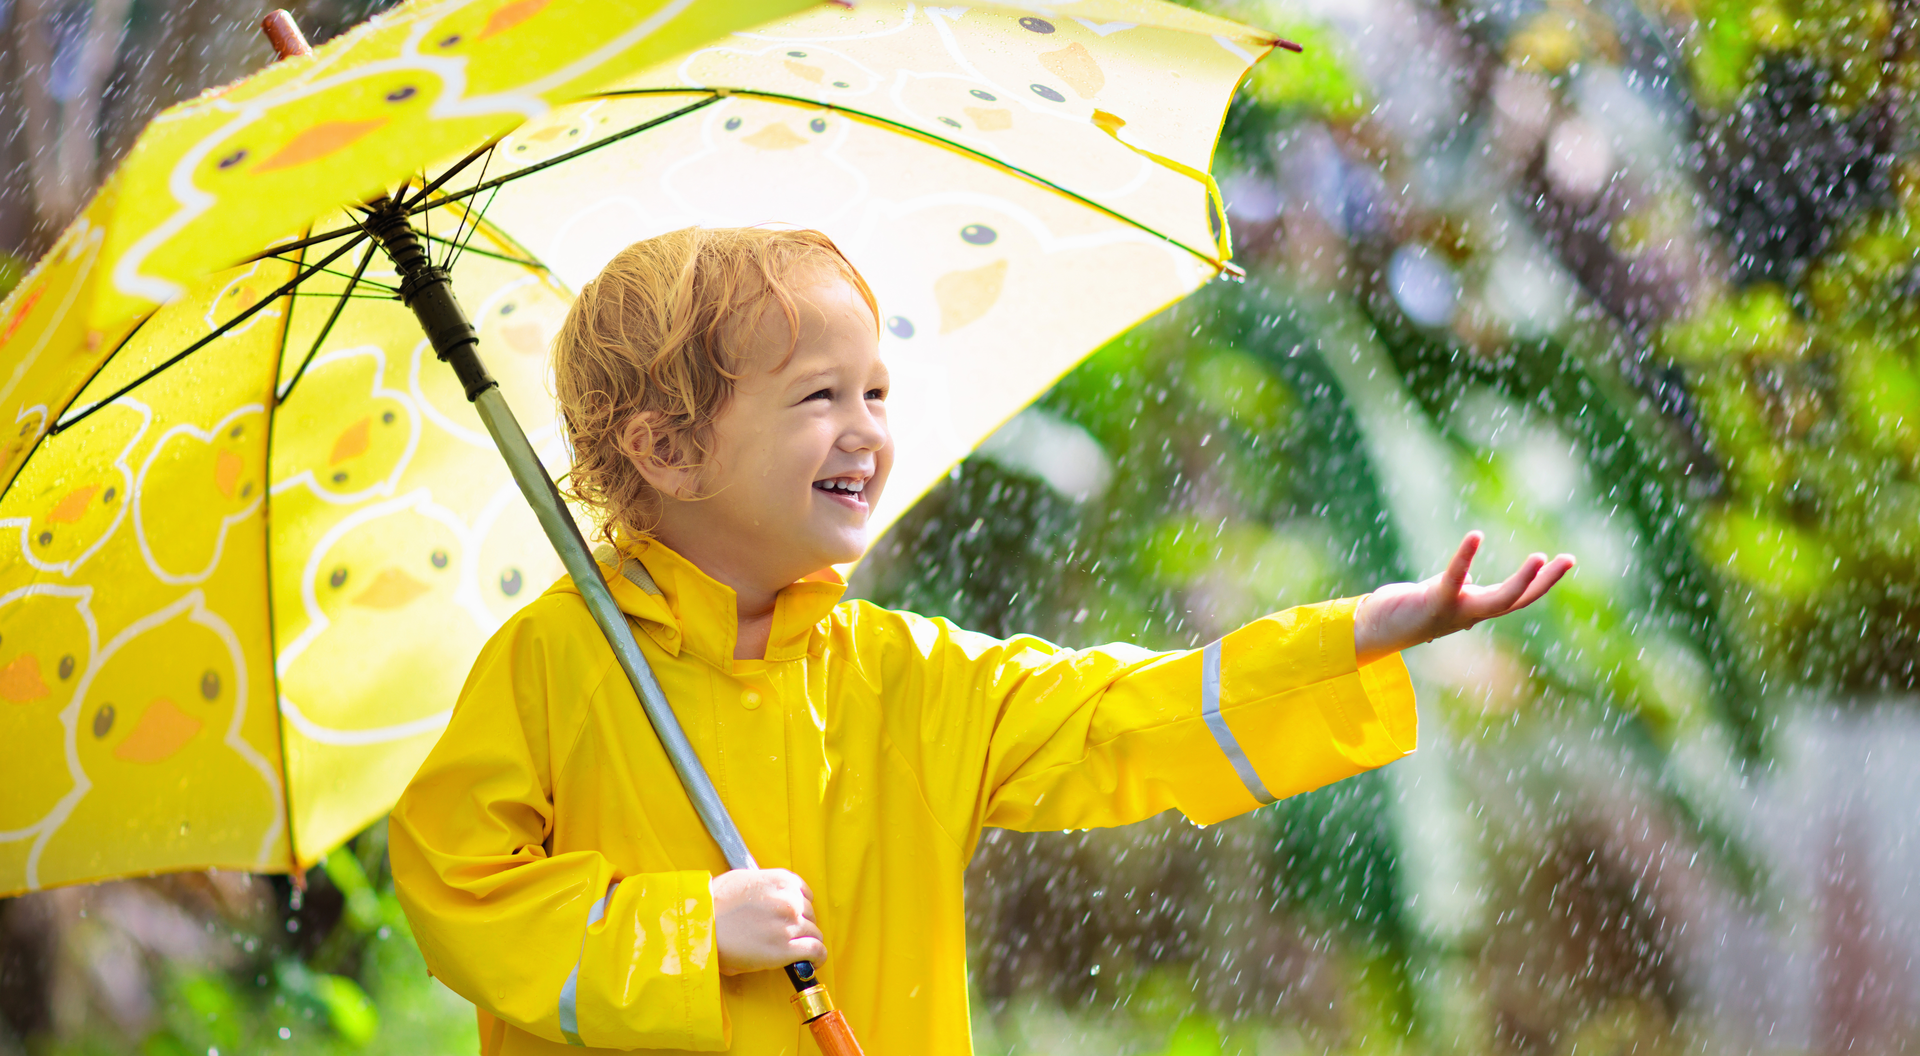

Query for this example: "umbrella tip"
[1274,37,1304,52]
[262,10,313,61]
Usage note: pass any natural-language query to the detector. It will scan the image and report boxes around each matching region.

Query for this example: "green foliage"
[0,251,24,302]
[1241,20,1368,119]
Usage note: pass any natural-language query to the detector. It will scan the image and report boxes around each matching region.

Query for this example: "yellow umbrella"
[0,0,1281,900]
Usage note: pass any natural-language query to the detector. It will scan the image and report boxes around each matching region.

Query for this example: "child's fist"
[711,868,828,976]
[1353,531,1574,666]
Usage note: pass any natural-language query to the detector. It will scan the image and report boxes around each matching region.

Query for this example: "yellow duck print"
[276,494,486,742]
[133,406,268,583]
[33,592,281,887]
[0,585,97,890]
[269,345,417,503]
[0,401,149,580]
[661,100,862,227]
[473,492,567,626]
[674,39,879,103]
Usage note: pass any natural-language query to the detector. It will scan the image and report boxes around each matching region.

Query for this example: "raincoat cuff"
[572,870,727,1050]
[1217,597,1418,804]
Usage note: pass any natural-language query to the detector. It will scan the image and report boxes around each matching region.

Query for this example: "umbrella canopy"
[0,0,1280,896]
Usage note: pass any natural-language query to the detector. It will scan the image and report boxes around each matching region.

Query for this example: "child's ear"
[619,412,700,500]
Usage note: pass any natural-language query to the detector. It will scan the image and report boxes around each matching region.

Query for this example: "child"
[389,227,1572,1056]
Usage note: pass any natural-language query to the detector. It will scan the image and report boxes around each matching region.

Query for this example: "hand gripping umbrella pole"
[258,15,860,1051]
[362,198,864,1053]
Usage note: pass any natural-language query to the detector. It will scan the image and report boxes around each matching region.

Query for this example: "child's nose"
[838,403,889,452]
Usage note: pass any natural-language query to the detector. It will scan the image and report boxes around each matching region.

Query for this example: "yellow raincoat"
[389,538,1416,1055]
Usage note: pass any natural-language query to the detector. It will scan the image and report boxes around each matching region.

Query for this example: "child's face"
[642,273,892,585]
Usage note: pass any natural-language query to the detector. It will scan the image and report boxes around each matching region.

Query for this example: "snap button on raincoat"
[389,538,1417,1055]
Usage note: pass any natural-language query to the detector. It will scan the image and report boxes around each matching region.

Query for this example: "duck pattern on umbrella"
[0,0,1272,894]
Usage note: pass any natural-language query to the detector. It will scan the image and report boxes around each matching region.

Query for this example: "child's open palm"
[1354,531,1574,666]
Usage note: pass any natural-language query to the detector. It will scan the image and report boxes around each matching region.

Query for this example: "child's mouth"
[813,475,868,512]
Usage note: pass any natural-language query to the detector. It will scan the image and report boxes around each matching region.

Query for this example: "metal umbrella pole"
[261,14,863,1055]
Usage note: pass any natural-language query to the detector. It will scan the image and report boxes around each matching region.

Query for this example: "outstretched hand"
[1353,531,1574,666]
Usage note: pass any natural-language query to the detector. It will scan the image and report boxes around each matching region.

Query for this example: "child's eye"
[864,388,886,401]
[804,389,832,402]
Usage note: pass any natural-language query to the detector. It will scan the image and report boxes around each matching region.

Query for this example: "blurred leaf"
[323,847,382,933]
[1242,21,1367,119]
[312,973,380,1046]
[1698,508,1836,600]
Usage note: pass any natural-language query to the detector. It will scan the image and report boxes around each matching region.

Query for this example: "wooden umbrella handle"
[261,10,313,60]
[805,1011,865,1056]
[790,985,865,1056]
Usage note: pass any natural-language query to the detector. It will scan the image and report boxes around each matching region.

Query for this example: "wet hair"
[553,226,878,543]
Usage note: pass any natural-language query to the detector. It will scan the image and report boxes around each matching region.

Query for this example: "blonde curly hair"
[553,227,878,543]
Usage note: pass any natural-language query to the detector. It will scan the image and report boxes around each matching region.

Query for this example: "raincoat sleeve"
[389,600,726,1052]
[858,595,1415,838]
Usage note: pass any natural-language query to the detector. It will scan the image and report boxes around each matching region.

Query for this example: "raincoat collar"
[578,534,845,668]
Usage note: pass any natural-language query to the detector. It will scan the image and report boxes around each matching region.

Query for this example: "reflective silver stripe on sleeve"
[559,880,620,1046]
[1202,641,1276,805]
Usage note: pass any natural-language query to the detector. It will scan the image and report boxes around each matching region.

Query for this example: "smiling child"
[389,227,1573,1056]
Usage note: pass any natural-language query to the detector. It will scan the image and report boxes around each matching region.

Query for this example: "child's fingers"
[1457,553,1544,619]
[789,918,829,965]
[1507,554,1576,611]
[1438,531,1483,593]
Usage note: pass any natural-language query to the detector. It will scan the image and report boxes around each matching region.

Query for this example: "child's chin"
[814,529,868,567]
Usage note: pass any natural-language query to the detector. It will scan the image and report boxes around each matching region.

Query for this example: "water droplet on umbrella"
[386,86,417,103]
[329,567,348,589]
[500,568,524,596]
[888,316,915,339]
[811,117,828,133]
[36,531,51,547]
[971,89,998,101]
[381,411,396,425]
[431,548,449,569]
[331,471,348,484]
[93,703,114,738]
[102,487,115,503]
[201,670,220,700]
[1020,17,1055,32]
[788,50,807,58]
[1030,84,1065,103]
[58,655,74,680]
[962,224,998,245]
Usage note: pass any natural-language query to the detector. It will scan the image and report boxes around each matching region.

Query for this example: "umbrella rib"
[256,256,399,293]
[52,233,370,436]
[0,309,158,507]
[278,239,379,403]
[422,230,541,270]
[596,88,1227,270]
[448,182,504,273]
[400,138,501,214]
[233,140,499,268]
[405,93,725,215]
[246,225,365,262]
[442,146,496,269]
